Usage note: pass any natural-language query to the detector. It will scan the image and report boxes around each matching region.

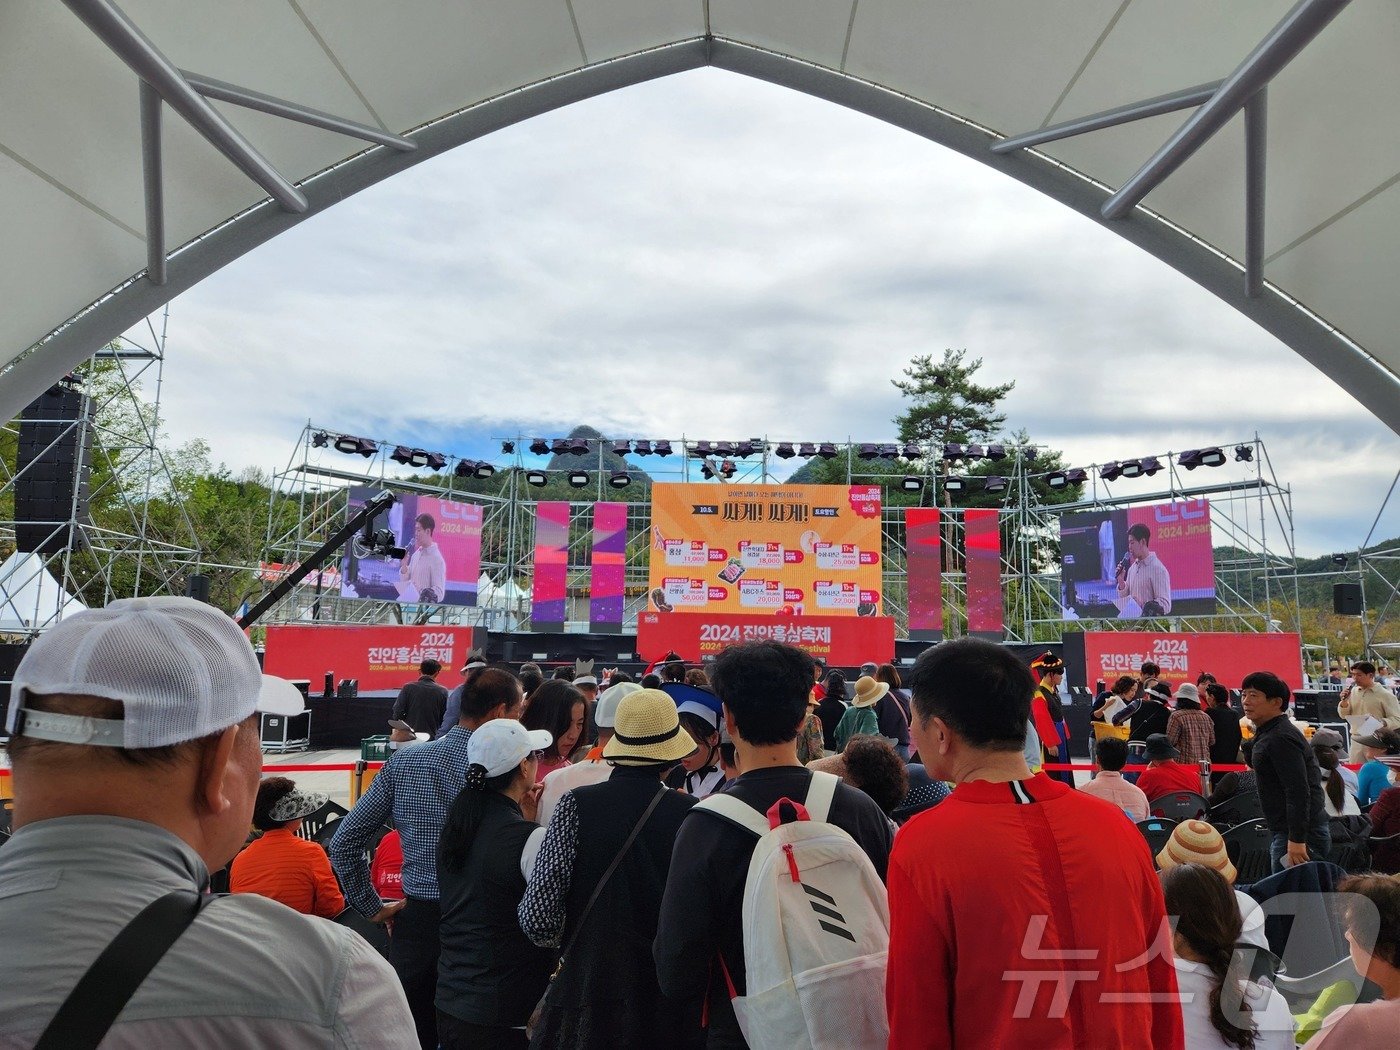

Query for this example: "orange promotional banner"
[646,483,884,617]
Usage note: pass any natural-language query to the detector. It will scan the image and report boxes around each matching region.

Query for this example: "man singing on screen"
[400,513,447,603]
[1116,522,1172,616]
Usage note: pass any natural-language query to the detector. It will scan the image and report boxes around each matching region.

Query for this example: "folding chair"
[1221,819,1272,887]
[1136,817,1178,864]
[1149,790,1209,822]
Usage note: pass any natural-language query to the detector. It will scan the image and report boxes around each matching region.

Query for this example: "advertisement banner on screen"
[1059,499,1216,619]
[905,508,943,637]
[646,483,883,617]
[532,502,570,631]
[264,624,482,692]
[338,487,482,606]
[637,611,895,665]
[590,502,626,632]
[965,509,1004,638]
[1076,631,1303,692]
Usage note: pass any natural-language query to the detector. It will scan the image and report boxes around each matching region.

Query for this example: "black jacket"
[1205,705,1243,766]
[1251,714,1326,842]
[392,676,448,737]
[436,792,553,1027]
[1128,699,1170,742]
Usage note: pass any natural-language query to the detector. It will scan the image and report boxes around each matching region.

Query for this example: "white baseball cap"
[6,596,305,749]
[595,682,640,729]
[467,718,553,778]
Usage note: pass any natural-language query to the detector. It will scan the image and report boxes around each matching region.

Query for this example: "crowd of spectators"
[4,598,1400,1048]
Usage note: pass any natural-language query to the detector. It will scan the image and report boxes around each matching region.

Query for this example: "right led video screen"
[1059,499,1216,619]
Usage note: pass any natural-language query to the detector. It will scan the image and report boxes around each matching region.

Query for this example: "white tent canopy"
[3,0,1398,431]
[0,552,88,633]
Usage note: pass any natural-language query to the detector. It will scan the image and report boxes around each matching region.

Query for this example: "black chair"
[297,799,349,842]
[1136,817,1177,863]
[1149,790,1209,822]
[1326,815,1373,873]
[1369,831,1400,875]
[1221,819,1272,886]
[1207,791,1263,830]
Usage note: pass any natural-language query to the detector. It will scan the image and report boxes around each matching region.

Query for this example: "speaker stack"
[15,385,92,556]
[1333,583,1363,615]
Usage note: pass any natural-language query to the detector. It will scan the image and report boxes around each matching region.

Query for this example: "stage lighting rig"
[567,471,589,487]
[634,440,653,456]
[1138,456,1162,477]
[1331,553,1349,567]
[983,476,1007,493]
[501,440,515,454]
[857,443,880,460]
[312,431,329,448]
[526,470,548,487]
[943,476,967,494]
[530,438,550,456]
[454,459,473,478]
[611,440,631,456]
[943,443,964,461]
[1046,471,1068,490]
[774,443,797,459]
[902,443,922,459]
[798,443,817,457]
[334,435,377,457]
[985,444,1007,461]
[1099,461,1124,481]
[816,443,839,460]
[653,440,672,457]
[900,476,923,492]
[390,446,430,468]
[1235,444,1254,463]
[609,471,631,489]
[568,438,589,456]
[1119,460,1144,479]
[474,462,495,479]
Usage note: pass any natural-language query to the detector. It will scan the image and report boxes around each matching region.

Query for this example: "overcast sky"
[134,68,1399,559]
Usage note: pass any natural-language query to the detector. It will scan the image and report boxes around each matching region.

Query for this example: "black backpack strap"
[35,890,204,1050]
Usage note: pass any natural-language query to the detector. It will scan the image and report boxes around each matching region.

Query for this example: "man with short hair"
[332,667,523,1049]
[1203,682,1244,786]
[1079,736,1150,821]
[1116,523,1172,615]
[654,641,892,1049]
[1339,660,1400,761]
[1241,670,1330,872]
[0,597,415,1048]
[392,658,448,739]
[436,649,489,739]
[886,638,1182,1049]
[399,512,447,603]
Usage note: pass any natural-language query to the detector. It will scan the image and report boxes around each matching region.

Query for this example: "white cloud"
[137,68,1398,556]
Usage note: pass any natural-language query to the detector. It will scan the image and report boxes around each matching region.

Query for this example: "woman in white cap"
[520,689,701,1048]
[834,675,886,753]
[436,718,555,1049]
[230,776,345,919]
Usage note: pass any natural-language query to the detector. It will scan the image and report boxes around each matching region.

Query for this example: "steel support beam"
[61,0,308,213]
[992,82,1221,155]
[181,72,416,153]
[1101,0,1350,219]
[1244,89,1268,298]
[138,80,165,286]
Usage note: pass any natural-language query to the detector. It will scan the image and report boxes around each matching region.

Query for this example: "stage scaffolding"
[0,310,201,629]
[262,428,1298,645]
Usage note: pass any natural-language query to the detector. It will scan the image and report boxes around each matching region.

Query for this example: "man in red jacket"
[887,638,1183,1050]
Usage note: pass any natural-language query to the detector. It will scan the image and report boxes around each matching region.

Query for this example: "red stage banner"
[532,502,570,631]
[264,624,481,692]
[637,611,895,665]
[965,509,1004,638]
[905,508,943,638]
[1079,631,1304,692]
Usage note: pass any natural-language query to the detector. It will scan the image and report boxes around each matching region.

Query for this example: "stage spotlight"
[985,444,1007,461]
[312,431,329,448]
[568,438,589,456]
[1065,468,1089,484]
[1119,460,1144,479]
[528,438,549,456]
[983,475,1007,493]
[611,440,631,456]
[633,440,653,456]
[653,440,672,457]
[567,471,589,487]
[454,459,474,478]
[474,462,495,479]
[1331,553,1349,567]
[1045,471,1068,490]
[1138,456,1162,477]
[879,444,900,460]
[701,460,717,480]
[734,441,755,458]
[942,443,964,460]
[720,459,737,478]
[857,443,880,460]
[609,470,631,489]
[798,442,818,457]
[391,446,430,468]
[943,476,967,494]
[1179,446,1226,470]
[774,443,797,459]
[335,435,377,457]
[550,438,569,456]
[1235,444,1254,463]
[526,470,548,487]
[901,476,923,492]
[816,443,839,460]
[902,443,922,459]
[1023,447,1039,462]
[693,441,714,456]
[964,444,985,460]
[501,440,515,455]
[715,441,736,457]
[425,452,448,471]
[1099,461,1123,481]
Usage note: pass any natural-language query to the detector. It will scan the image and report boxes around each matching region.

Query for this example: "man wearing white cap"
[0,596,415,1048]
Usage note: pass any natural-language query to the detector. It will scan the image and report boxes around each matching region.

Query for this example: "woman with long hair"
[436,719,555,1049]
[521,680,586,781]
[1160,863,1293,1050]
[814,669,847,753]
[1312,739,1361,817]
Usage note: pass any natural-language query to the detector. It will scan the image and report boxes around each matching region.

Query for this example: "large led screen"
[1059,499,1216,619]
[339,486,482,607]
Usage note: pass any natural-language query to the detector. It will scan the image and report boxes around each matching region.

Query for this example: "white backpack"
[695,771,890,1050]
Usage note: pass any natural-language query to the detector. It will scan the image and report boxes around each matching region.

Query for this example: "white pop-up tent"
[0,552,88,633]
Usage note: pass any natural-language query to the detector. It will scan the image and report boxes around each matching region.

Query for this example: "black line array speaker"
[1333,582,1362,616]
[14,385,92,556]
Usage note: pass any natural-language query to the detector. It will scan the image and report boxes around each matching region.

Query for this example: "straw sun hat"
[852,676,889,709]
[1156,819,1237,884]
[602,688,698,766]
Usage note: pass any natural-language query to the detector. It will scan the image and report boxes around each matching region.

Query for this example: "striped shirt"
[330,724,473,917]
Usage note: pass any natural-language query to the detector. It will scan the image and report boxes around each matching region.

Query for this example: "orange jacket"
[230,828,346,918]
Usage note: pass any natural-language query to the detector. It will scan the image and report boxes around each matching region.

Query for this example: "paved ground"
[261,747,365,806]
